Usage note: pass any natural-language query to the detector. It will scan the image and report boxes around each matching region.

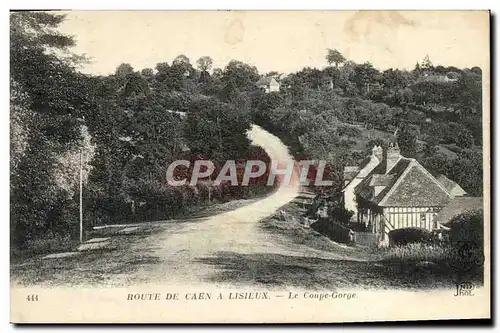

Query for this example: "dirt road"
[12,125,460,290]
[12,124,362,288]
[131,124,350,286]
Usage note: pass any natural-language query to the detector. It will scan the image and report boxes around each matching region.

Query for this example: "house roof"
[379,162,452,207]
[343,166,360,182]
[355,157,411,204]
[342,155,380,189]
[256,77,277,86]
[436,174,466,194]
[436,196,483,225]
[166,109,187,118]
[369,174,394,186]
[355,158,452,207]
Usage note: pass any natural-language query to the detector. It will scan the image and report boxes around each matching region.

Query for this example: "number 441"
[26,295,39,302]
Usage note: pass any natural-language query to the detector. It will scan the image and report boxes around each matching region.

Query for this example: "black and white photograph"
[9,10,490,323]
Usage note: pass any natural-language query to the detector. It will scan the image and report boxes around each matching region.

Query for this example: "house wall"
[379,206,441,245]
[355,207,383,245]
[258,85,270,93]
[269,81,280,92]
[343,155,381,221]
[357,206,442,246]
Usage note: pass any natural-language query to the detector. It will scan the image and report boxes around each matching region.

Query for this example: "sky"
[57,10,489,76]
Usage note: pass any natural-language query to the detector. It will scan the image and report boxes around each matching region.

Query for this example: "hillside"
[10,12,483,253]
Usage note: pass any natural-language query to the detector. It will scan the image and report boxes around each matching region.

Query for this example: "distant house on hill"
[342,143,470,246]
[165,109,187,119]
[256,77,280,93]
[419,71,460,83]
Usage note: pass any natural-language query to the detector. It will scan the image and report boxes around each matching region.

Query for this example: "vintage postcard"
[10,10,490,323]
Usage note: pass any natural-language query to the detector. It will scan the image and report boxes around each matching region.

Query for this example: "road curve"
[132,125,307,284]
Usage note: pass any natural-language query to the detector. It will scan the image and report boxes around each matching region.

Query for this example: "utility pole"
[79,149,83,244]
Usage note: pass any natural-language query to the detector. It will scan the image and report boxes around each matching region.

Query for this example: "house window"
[420,213,426,229]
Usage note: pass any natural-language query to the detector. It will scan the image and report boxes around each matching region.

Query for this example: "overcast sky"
[58,10,489,75]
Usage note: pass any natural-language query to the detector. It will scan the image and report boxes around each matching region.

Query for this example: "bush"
[329,203,354,226]
[11,231,76,260]
[447,209,483,247]
[388,227,436,247]
[311,217,353,244]
[337,124,361,138]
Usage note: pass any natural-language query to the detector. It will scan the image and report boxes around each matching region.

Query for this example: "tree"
[326,49,346,68]
[265,71,281,79]
[397,123,419,157]
[421,54,433,70]
[184,98,251,160]
[196,56,213,72]
[222,60,260,91]
[455,129,474,149]
[155,62,170,75]
[115,63,134,77]
[381,69,408,89]
[292,67,325,91]
[455,70,482,114]
[10,12,92,246]
[141,68,154,78]
[10,79,32,174]
[450,149,483,196]
[351,62,380,95]
[121,72,150,98]
[422,153,452,177]
[219,60,260,102]
[172,54,190,67]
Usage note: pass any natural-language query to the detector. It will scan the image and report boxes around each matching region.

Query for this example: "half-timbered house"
[342,143,467,246]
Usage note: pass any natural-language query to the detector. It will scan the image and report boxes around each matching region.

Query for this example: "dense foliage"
[388,227,436,247]
[252,55,483,198]
[10,13,484,251]
[447,210,484,247]
[10,12,270,249]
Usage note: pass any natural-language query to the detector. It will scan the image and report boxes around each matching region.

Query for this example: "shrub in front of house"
[329,203,354,226]
[311,218,353,244]
[445,209,484,273]
[446,209,483,248]
[388,227,436,247]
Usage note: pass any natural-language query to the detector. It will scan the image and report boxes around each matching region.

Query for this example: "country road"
[128,125,361,286]
[11,125,461,290]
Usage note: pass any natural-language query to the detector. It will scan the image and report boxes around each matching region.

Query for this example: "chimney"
[371,145,383,162]
[385,143,401,173]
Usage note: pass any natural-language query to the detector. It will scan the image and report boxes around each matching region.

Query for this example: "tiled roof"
[380,163,452,207]
[343,156,381,189]
[355,157,452,207]
[369,174,394,186]
[355,157,411,203]
[436,174,465,193]
[256,77,275,86]
[436,196,484,225]
[436,174,456,191]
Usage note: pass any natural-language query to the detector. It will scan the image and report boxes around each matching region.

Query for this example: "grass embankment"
[10,197,261,264]
[379,243,484,285]
[259,196,379,260]
[260,198,484,289]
